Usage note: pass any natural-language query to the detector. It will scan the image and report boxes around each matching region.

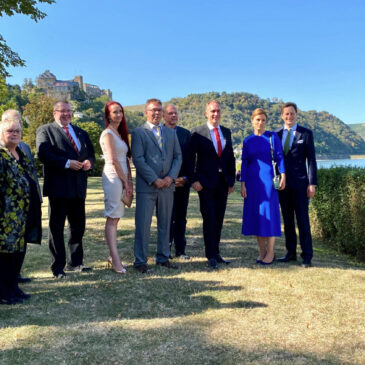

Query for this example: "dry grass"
[1,177,364,365]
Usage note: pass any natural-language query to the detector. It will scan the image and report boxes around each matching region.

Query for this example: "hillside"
[348,123,365,141]
[125,92,365,158]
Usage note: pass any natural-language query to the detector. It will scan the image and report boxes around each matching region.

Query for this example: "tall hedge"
[310,167,365,261]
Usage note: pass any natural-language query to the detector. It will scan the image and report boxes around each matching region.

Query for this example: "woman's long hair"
[104,101,131,158]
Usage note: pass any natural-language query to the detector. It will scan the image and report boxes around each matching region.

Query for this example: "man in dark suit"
[163,104,191,259]
[131,99,182,273]
[276,102,317,267]
[189,100,235,269]
[36,101,95,278]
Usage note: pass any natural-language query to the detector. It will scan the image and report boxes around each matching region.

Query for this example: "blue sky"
[2,0,365,123]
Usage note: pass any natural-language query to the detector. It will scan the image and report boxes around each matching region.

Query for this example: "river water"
[317,158,365,169]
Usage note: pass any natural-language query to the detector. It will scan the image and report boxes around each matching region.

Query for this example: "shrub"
[310,167,365,261]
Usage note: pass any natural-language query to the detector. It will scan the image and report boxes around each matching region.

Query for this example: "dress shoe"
[157,261,178,269]
[18,275,31,283]
[53,271,67,279]
[65,264,92,272]
[215,255,231,264]
[176,254,191,260]
[301,260,312,268]
[14,287,31,300]
[207,258,218,269]
[135,265,150,274]
[259,256,276,266]
[277,254,297,263]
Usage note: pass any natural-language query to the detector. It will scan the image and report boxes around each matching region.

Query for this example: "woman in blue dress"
[240,108,286,265]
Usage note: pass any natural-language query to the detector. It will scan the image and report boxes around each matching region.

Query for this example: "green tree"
[22,93,55,150]
[0,0,55,78]
[73,121,103,156]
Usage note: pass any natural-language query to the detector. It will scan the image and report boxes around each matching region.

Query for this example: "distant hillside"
[126,92,365,158]
[348,123,365,141]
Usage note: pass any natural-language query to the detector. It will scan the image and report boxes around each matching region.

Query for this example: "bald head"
[163,104,178,129]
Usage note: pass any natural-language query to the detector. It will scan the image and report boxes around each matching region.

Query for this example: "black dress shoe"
[157,261,178,269]
[134,265,150,274]
[259,256,276,266]
[14,287,31,300]
[53,271,67,279]
[215,255,231,265]
[18,275,31,283]
[277,254,297,262]
[301,260,312,268]
[207,258,218,269]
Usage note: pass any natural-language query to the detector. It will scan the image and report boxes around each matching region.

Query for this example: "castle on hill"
[36,70,112,101]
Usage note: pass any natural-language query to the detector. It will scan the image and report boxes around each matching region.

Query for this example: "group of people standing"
[0,98,317,304]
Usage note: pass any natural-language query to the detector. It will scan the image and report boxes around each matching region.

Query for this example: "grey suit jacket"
[131,123,182,193]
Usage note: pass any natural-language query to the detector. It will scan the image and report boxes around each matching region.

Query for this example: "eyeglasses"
[54,109,72,114]
[146,108,162,113]
[5,129,21,134]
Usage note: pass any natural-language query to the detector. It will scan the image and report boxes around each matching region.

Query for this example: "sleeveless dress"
[99,129,129,218]
[240,131,285,237]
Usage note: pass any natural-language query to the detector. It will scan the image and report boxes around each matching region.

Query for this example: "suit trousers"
[278,186,313,261]
[198,173,229,260]
[134,189,174,267]
[48,197,85,274]
[170,185,190,255]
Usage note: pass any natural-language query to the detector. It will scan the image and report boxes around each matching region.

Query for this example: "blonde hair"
[251,108,267,120]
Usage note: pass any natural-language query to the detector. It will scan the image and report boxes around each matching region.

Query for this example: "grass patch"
[1,177,364,364]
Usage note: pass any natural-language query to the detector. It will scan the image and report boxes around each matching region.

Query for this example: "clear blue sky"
[2,0,365,123]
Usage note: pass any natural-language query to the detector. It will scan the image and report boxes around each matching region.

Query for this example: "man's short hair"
[145,98,162,110]
[163,104,177,113]
[53,101,70,111]
[281,102,298,114]
[206,100,220,110]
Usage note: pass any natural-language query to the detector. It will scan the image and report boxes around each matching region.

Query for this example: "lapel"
[142,122,161,151]
[291,126,302,151]
[53,122,80,154]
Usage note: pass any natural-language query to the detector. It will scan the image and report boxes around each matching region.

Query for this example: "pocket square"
[296,140,304,144]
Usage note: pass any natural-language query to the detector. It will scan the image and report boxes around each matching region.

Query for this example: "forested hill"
[348,123,365,141]
[126,92,365,158]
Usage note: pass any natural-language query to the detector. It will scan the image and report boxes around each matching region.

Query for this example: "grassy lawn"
[1,177,364,364]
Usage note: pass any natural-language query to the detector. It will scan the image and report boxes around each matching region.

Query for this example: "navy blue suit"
[169,126,191,256]
[189,124,235,260]
[276,125,317,261]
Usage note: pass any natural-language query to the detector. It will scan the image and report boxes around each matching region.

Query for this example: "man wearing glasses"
[131,98,182,273]
[36,101,95,278]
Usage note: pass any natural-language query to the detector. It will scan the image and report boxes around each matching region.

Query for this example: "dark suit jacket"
[276,125,317,189]
[36,122,95,199]
[189,124,235,188]
[175,126,191,181]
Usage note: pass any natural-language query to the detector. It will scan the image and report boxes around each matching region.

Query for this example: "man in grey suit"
[131,98,182,273]
[1,109,42,283]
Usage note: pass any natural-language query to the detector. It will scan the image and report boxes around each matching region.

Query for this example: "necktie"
[63,125,79,153]
[154,126,163,149]
[214,127,222,157]
[283,128,291,155]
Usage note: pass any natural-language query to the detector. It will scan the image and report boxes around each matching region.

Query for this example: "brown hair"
[251,108,267,120]
[145,98,162,110]
[281,102,297,114]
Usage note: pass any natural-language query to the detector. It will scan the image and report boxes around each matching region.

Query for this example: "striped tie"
[154,126,163,149]
[63,125,79,153]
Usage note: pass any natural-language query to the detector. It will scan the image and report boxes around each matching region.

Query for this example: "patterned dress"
[0,146,31,253]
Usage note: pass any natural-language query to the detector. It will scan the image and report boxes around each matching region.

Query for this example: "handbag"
[270,133,280,190]
[121,189,133,207]
[121,158,133,207]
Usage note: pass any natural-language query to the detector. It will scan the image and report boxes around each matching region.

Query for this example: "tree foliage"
[0,0,55,78]
[22,93,55,150]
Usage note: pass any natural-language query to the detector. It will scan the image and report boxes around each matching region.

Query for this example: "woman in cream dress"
[100,101,132,273]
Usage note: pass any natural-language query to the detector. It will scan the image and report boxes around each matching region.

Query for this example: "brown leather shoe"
[134,265,150,274]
